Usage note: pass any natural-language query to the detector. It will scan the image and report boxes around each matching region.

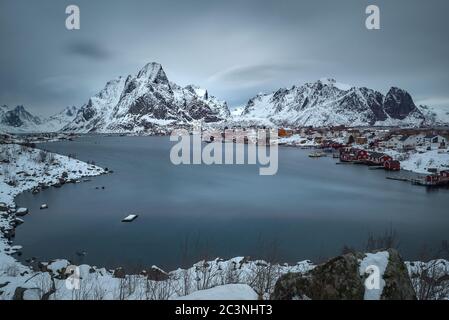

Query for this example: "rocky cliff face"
[63,62,230,133]
[383,87,421,120]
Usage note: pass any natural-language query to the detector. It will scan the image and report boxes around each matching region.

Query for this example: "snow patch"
[359,251,390,300]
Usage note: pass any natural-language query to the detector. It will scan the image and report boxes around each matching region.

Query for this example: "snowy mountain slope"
[418,105,449,126]
[43,106,79,132]
[63,62,230,133]
[236,78,428,127]
[0,105,78,133]
[0,105,42,133]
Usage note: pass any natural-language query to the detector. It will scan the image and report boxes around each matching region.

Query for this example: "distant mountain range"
[1,63,448,134]
[0,105,78,133]
[233,78,440,127]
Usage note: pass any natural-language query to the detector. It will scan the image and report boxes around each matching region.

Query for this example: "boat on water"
[308,152,327,158]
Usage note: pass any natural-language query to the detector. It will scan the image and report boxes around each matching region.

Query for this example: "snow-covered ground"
[359,251,389,300]
[400,149,449,174]
[175,284,258,300]
[0,142,107,299]
[0,143,105,206]
[278,134,319,147]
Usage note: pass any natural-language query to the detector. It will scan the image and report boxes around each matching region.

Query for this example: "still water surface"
[14,136,449,270]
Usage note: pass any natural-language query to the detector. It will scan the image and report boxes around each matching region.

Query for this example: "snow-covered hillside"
[419,105,449,126]
[236,78,430,128]
[400,149,449,174]
[62,62,230,133]
[0,105,78,133]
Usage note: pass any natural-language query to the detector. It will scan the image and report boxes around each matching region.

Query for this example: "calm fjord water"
[14,136,449,270]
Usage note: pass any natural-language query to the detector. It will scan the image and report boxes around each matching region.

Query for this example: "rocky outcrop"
[381,249,417,299]
[271,249,416,300]
[383,87,423,120]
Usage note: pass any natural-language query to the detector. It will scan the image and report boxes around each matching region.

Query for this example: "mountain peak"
[317,78,352,91]
[136,62,169,84]
[14,105,26,112]
[185,85,208,100]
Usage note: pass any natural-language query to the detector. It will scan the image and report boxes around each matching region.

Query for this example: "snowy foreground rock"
[272,249,416,300]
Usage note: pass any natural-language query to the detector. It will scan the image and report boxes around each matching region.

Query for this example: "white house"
[399,134,426,149]
[380,135,404,149]
[423,135,447,149]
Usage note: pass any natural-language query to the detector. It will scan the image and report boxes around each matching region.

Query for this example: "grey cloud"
[0,0,448,114]
[64,41,112,60]
[207,62,320,88]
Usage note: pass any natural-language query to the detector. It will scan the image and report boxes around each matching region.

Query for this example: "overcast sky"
[1,0,448,116]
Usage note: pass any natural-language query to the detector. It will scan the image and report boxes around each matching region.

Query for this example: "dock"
[386,176,411,182]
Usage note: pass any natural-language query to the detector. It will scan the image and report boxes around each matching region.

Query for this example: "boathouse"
[384,160,401,171]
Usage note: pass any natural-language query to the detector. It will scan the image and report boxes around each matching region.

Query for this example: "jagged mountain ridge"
[2,65,446,133]
[237,78,428,127]
[63,62,230,133]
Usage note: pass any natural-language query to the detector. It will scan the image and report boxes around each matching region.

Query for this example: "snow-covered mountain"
[0,105,78,133]
[0,105,42,133]
[63,62,230,133]
[418,104,449,126]
[3,69,447,134]
[234,78,430,127]
[44,106,79,132]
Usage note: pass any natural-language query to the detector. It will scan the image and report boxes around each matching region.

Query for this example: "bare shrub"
[411,242,449,300]
[222,261,242,285]
[247,239,281,299]
[341,244,357,255]
[47,152,55,163]
[36,150,47,163]
[194,260,221,291]
[71,274,107,300]
[114,274,140,300]
[248,261,280,300]
[0,148,12,162]
[2,263,20,277]
[145,275,176,300]
[6,174,18,187]
[32,273,55,300]
[366,227,399,252]
[179,268,193,297]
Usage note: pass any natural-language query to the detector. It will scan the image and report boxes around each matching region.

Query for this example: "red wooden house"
[339,147,356,162]
[384,160,400,171]
[368,152,392,165]
[355,149,369,161]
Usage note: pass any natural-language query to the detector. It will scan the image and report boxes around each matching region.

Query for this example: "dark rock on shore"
[272,249,416,300]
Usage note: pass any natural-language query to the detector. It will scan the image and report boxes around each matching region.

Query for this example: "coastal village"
[276,126,449,186]
[200,125,449,187]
